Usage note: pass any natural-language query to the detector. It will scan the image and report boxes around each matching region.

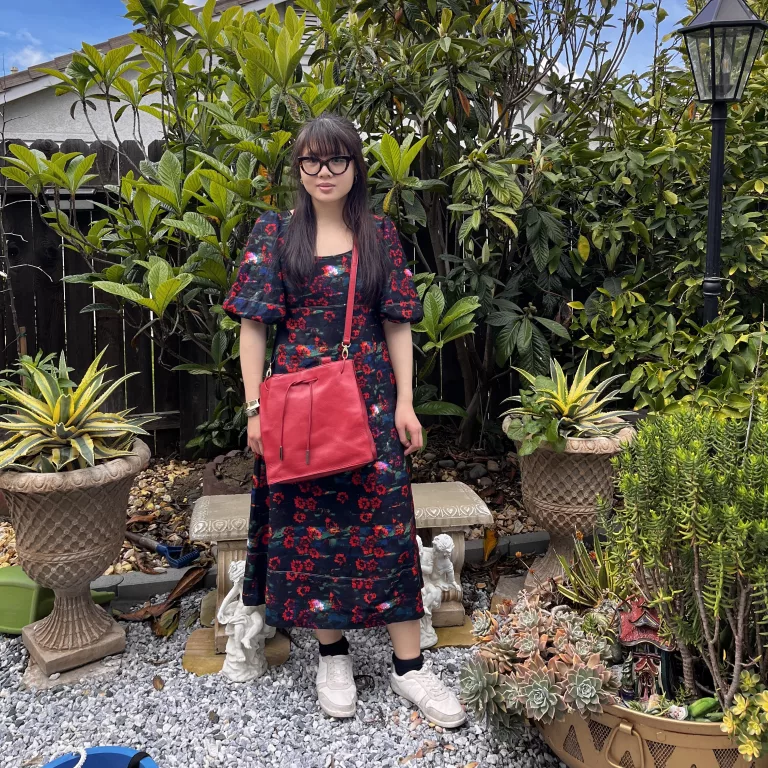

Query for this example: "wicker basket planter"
[538,703,764,768]
[518,426,634,587]
[0,440,150,675]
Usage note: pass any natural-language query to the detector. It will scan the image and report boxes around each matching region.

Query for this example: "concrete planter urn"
[518,425,634,589]
[0,439,150,675]
[538,702,767,768]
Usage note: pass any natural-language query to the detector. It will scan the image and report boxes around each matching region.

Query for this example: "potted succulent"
[464,405,768,768]
[0,351,151,675]
[501,354,635,586]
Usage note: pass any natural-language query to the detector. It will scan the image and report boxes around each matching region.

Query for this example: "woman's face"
[298,146,356,204]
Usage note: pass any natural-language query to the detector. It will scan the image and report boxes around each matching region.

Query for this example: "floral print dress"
[223,210,426,629]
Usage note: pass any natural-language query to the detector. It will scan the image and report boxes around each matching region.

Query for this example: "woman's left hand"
[395,402,424,457]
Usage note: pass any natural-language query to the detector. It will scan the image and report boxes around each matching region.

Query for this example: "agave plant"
[0,350,151,472]
[501,353,634,455]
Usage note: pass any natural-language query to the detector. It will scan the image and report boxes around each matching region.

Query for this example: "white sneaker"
[390,663,467,728]
[316,654,357,718]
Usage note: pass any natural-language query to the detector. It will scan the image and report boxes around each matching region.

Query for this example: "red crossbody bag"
[258,243,377,485]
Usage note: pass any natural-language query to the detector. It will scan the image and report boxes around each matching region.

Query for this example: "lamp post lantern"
[678,0,767,333]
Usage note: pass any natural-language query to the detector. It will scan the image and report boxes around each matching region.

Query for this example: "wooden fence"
[1,138,469,458]
[1,139,215,456]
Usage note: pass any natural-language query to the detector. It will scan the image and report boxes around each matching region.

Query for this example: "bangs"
[297,120,350,158]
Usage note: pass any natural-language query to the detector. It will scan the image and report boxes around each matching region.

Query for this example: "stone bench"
[190,481,493,653]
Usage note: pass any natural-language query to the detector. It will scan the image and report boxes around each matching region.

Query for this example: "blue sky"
[0,0,687,77]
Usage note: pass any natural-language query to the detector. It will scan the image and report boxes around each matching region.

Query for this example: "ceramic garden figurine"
[217,560,276,682]
[618,596,677,701]
[418,534,461,649]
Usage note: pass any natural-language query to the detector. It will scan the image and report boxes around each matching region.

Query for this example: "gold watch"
[244,398,261,417]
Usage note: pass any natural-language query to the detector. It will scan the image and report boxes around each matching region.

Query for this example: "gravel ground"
[0,592,561,768]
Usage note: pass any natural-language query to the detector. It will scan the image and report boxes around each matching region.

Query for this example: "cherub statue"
[216,560,276,682]
[418,534,461,649]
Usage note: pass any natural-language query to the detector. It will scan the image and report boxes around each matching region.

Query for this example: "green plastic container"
[0,565,116,635]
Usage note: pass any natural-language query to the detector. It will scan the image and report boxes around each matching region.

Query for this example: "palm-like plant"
[501,353,634,455]
[0,350,151,472]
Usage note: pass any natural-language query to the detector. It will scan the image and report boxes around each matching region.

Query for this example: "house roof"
[0,0,272,99]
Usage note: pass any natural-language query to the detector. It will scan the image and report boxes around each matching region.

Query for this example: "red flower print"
[297,585,310,597]
[264,222,278,236]
[294,512,307,523]
[364,592,377,604]
[359,512,373,523]
[334,554,346,566]
[268,556,280,569]
[374,547,386,558]
[336,492,349,504]
[291,560,304,572]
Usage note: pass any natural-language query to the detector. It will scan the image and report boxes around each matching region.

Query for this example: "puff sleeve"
[223,211,286,324]
[377,216,424,324]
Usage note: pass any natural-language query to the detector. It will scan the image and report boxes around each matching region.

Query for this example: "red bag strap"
[340,243,358,359]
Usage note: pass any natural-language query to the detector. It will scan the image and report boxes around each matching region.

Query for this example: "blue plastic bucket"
[43,747,158,768]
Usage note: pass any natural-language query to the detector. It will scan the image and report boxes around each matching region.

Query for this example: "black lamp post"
[678,0,767,332]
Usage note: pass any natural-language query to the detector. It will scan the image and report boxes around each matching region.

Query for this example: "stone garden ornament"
[217,560,276,682]
[417,533,461,649]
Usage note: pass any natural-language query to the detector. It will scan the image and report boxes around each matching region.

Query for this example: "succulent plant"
[460,591,621,728]
[471,609,498,642]
[0,350,151,472]
[558,532,627,608]
[516,654,567,725]
[501,353,634,456]
[459,657,520,727]
[479,637,519,675]
[514,630,545,659]
[557,653,616,716]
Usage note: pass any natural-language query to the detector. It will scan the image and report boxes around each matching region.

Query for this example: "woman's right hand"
[247,414,264,457]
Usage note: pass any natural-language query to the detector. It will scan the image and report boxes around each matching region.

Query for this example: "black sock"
[393,651,424,676]
[318,635,349,657]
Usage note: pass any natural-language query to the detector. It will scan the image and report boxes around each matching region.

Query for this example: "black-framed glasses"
[298,155,353,176]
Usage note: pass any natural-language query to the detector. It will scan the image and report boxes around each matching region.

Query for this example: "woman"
[223,113,466,728]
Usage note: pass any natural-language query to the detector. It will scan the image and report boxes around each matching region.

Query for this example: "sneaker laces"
[326,655,354,687]
[408,667,448,698]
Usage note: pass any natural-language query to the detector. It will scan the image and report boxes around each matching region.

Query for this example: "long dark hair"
[280,113,389,307]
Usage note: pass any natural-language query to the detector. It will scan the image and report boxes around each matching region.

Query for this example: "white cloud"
[8,45,60,69]
[16,29,41,46]
[4,29,65,71]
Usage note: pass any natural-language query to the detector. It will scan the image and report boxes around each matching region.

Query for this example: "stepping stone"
[199,590,217,628]
[182,627,290,676]
[22,654,122,691]
[490,575,526,612]
[431,616,477,649]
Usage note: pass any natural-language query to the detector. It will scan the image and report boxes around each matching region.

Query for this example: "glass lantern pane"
[714,27,752,99]
[685,29,713,100]
[734,28,765,99]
